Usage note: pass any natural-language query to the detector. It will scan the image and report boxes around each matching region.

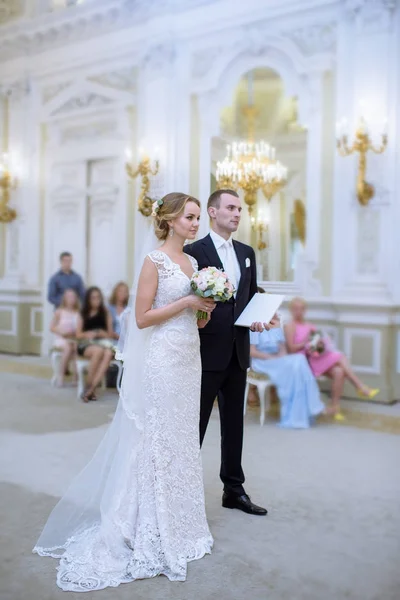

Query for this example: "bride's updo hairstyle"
[153,192,201,241]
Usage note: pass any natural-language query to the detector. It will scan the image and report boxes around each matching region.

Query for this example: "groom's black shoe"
[222,493,268,516]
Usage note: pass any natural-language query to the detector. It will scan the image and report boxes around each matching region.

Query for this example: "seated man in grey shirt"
[48,252,86,309]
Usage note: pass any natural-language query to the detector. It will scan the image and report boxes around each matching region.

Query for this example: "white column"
[0,93,7,279]
[331,1,398,301]
[133,43,180,275]
[0,82,31,289]
[18,79,42,289]
[170,42,192,193]
[197,92,219,238]
[387,4,400,303]
[304,74,324,269]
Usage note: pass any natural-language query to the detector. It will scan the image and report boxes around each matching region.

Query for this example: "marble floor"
[1,368,400,600]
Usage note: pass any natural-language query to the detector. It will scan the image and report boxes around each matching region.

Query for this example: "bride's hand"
[186,295,216,314]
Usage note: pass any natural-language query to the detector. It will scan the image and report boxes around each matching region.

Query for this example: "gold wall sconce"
[0,152,17,223]
[251,208,269,251]
[125,147,159,217]
[336,115,387,206]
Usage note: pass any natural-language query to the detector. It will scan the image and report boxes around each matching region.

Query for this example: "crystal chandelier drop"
[216,73,288,215]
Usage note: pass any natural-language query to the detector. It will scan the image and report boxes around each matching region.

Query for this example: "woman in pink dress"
[285,298,379,419]
[50,289,80,386]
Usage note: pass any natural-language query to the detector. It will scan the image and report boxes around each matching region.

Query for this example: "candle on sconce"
[248,72,254,106]
[358,116,368,135]
[335,118,348,139]
[125,148,132,162]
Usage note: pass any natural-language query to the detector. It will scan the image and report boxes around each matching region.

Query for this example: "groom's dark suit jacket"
[185,234,258,372]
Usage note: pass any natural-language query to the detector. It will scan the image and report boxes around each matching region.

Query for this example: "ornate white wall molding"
[343,0,398,32]
[0,0,215,63]
[41,81,71,103]
[343,327,382,374]
[0,292,42,303]
[397,331,400,374]
[41,78,135,121]
[0,79,31,101]
[88,182,119,200]
[89,66,136,92]
[287,22,337,56]
[51,93,114,117]
[193,36,331,128]
[50,183,86,203]
[191,20,336,92]
[140,41,177,81]
[60,118,120,144]
[30,307,43,338]
[0,306,17,336]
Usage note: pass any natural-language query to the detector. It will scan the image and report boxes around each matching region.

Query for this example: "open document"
[234,293,285,328]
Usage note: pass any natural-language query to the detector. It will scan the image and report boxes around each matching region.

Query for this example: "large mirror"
[210,67,307,282]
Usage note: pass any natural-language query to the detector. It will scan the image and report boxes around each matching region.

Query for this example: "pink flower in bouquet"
[198,280,208,292]
[190,266,235,320]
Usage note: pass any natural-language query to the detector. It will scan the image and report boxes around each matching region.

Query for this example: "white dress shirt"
[209,229,241,295]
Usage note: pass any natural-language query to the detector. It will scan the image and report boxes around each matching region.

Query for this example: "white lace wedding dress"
[33,250,213,592]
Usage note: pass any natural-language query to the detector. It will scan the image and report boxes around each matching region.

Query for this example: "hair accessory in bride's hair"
[151,198,164,217]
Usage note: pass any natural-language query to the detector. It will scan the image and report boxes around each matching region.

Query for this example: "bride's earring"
[169,228,174,237]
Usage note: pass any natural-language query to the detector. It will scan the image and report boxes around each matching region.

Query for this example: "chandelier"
[216,74,288,215]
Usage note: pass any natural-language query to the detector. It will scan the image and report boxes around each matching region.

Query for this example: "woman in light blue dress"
[250,324,325,428]
[108,281,130,339]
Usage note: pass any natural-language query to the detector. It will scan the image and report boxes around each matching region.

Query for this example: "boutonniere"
[245,258,251,268]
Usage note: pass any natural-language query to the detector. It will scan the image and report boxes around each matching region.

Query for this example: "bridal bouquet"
[191,267,235,320]
[307,329,325,357]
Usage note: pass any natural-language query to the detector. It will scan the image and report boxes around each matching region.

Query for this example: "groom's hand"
[197,314,211,329]
[250,322,270,332]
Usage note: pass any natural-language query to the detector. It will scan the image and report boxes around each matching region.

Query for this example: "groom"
[185,189,268,516]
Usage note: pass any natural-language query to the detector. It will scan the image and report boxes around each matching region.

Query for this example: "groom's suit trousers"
[200,346,247,497]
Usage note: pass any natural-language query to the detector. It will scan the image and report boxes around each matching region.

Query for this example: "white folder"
[234,293,285,328]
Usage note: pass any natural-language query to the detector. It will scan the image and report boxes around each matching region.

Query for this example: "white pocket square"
[245,258,251,268]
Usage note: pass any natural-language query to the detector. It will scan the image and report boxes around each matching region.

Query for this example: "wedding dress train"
[34,250,213,592]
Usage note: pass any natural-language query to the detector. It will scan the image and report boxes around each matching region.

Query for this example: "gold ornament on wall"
[0,152,17,223]
[293,198,306,245]
[125,148,159,217]
[0,96,18,224]
[251,206,269,251]
[336,115,387,206]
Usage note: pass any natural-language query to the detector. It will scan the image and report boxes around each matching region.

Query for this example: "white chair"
[244,369,273,426]
[244,370,328,427]
[76,357,123,399]
[50,348,63,386]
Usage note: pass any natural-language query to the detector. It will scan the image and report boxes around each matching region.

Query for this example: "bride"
[33,192,216,592]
